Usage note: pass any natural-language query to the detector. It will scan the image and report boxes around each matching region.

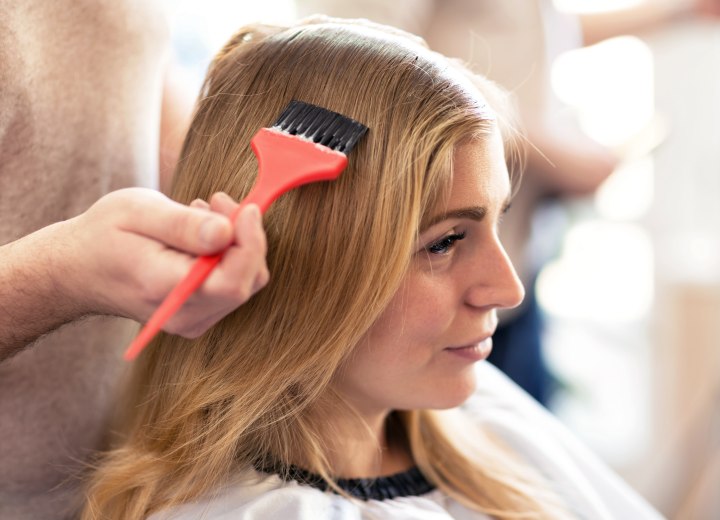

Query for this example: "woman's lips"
[444,337,493,361]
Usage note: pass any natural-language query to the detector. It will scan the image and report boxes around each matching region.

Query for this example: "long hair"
[82,18,566,519]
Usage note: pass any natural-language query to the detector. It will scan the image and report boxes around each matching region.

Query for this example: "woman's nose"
[465,237,525,310]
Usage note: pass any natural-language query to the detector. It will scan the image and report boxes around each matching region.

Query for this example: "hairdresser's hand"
[62,188,269,338]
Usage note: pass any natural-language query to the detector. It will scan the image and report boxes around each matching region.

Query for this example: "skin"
[329,130,525,477]
[0,190,269,360]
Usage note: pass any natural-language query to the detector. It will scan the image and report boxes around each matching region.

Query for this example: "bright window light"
[537,221,654,323]
[553,0,644,14]
[551,36,654,149]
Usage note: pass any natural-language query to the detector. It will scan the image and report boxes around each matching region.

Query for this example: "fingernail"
[200,217,226,247]
[246,204,261,223]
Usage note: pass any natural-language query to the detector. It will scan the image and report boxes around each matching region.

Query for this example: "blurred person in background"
[298,0,720,406]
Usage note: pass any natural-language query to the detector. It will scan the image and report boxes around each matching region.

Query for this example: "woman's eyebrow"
[422,206,487,231]
[421,194,513,232]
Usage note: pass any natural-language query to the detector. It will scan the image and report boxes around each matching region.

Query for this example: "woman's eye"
[426,231,466,255]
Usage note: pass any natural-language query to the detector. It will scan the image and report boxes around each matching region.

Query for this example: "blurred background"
[163,1,720,517]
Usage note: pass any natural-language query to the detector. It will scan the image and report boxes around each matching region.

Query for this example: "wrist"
[0,220,87,358]
[32,219,92,319]
[49,216,108,318]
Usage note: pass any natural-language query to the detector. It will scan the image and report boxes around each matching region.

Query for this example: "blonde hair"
[83,18,566,519]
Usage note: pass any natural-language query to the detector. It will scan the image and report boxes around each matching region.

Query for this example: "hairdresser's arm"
[579,0,720,47]
[524,119,618,197]
[0,188,269,362]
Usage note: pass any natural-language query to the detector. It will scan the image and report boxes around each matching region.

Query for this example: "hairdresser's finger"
[202,207,269,300]
[189,198,211,210]
[121,192,234,255]
[161,251,268,338]
[209,192,240,219]
[235,204,267,256]
[225,204,269,289]
[213,245,269,302]
[237,204,270,293]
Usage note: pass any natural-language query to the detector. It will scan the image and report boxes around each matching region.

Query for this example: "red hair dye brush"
[124,100,368,361]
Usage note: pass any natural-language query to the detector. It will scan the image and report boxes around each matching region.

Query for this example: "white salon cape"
[151,362,664,520]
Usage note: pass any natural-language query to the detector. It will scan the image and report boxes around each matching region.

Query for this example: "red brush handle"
[124,129,347,361]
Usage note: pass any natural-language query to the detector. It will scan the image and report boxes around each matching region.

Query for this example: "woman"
[82,18,661,519]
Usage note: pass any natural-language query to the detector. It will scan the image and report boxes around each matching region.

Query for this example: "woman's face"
[336,131,524,415]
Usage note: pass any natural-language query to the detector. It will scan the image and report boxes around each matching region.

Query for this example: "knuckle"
[183,325,207,339]
[257,267,270,288]
[114,188,154,213]
[167,316,208,339]
[235,284,251,303]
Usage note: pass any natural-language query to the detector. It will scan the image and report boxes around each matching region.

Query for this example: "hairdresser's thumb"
[128,194,234,255]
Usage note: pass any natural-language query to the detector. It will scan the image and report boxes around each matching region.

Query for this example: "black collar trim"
[262,464,436,501]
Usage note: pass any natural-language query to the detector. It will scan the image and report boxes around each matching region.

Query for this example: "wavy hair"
[82,18,567,519]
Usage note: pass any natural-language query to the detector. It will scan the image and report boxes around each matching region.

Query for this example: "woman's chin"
[425,371,478,410]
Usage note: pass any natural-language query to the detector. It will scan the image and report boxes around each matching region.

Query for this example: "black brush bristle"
[272,100,368,155]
